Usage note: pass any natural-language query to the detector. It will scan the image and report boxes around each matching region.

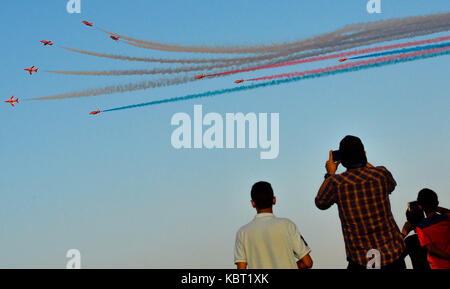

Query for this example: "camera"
[406,201,424,227]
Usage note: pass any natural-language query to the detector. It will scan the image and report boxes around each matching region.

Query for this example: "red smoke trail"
[246,46,450,82]
[208,35,450,77]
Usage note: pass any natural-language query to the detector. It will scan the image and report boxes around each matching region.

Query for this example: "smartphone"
[332,150,341,162]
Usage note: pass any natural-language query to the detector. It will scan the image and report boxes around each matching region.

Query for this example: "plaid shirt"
[315,166,405,267]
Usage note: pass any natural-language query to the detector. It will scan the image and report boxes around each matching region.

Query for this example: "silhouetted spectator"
[401,201,431,270]
[415,188,450,269]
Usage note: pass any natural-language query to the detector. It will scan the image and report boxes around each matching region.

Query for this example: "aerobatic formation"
[4,13,450,115]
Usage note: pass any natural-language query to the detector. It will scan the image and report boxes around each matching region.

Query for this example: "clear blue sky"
[0,0,449,268]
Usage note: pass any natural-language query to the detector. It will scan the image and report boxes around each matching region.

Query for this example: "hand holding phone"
[326,150,340,175]
[332,150,341,162]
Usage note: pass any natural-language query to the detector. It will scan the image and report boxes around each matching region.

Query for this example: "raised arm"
[315,150,339,210]
[436,207,450,214]
[424,243,450,260]
[315,177,337,210]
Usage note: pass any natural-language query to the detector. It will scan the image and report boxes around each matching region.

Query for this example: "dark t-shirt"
[404,234,430,270]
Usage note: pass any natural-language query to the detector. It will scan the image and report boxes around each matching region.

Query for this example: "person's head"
[251,181,276,211]
[339,135,367,169]
[417,188,439,214]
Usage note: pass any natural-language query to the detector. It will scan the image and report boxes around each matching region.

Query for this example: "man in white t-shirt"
[234,181,313,269]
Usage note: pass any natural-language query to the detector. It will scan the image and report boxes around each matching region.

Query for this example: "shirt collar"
[255,213,275,218]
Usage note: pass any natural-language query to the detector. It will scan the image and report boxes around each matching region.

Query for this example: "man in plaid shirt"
[315,136,406,269]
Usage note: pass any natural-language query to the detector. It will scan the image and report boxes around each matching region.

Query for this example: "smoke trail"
[59,46,245,64]
[101,49,450,113]
[247,46,450,82]
[45,61,241,76]
[348,42,450,60]
[225,14,450,68]
[53,26,450,77]
[224,15,450,77]
[38,32,450,100]
[207,36,450,77]
[50,37,450,77]
[36,15,450,100]
[63,13,450,66]
[98,13,449,54]
[31,75,197,100]
[97,22,363,54]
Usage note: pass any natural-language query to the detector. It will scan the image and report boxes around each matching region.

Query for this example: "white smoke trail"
[99,13,449,54]
[32,75,196,100]
[45,61,241,76]
[108,22,363,54]
[60,46,246,64]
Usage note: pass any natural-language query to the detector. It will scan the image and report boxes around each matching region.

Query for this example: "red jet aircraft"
[234,79,244,84]
[4,96,19,107]
[110,36,120,41]
[195,73,206,80]
[24,66,38,75]
[40,40,53,46]
[82,21,93,27]
[89,109,101,115]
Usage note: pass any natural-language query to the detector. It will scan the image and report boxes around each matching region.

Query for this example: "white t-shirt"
[234,213,311,269]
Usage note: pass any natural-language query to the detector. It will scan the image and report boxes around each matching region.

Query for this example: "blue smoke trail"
[349,42,450,60]
[103,49,450,113]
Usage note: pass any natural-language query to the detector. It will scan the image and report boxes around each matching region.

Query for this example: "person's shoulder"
[237,219,257,234]
[324,173,341,184]
[372,165,392,174]
[417,213,448,230]
[368,166,395,179]
[276,217,299,229]
[276,217,295,224]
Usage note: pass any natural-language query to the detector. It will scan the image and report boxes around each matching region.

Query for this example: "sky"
[0,0,449,268]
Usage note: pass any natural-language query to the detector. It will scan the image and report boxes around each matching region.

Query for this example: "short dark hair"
[339,135,367,169]
[417,188,439,213]
[251,181,274,209]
